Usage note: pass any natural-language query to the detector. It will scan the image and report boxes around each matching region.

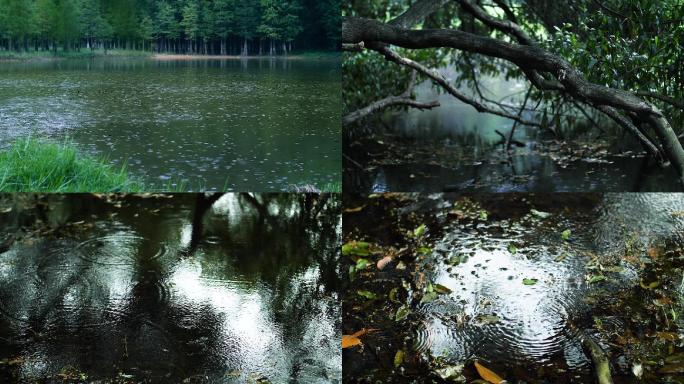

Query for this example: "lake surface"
[343,193,683,382]
[0,57,341,191]
[0,193,341,382]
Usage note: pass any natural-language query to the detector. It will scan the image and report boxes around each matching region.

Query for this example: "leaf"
[561,229,572,241]
[356,290,377,300]
[507,243,518,254]
[435,365,465,381]
[393,350,404,368]
[417,246,431,254]
[342,241,371,257]
[389,287,399,302]
[554,254,567,262]
[588,275,606,284]
[433,284,452,295]
[395,305,410,321]
[479,210,488,221]
[474,361,504,384]
[421,291,439,304]
[344,205,365,213]
[376,256,392,270]
[475,314,501,325]
[342,328,378,349]
[639,279,659,289]
[355,258,370,270]
[413,224,426,238]
[448,255,461,265]
[530,209,551,219]
[522,278,538,285]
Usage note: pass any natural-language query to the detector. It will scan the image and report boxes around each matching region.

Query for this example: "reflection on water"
[418,194,683,381]
[0,194,341,382]
[0,57,341,191]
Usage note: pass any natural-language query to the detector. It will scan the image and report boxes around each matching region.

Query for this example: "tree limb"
[342,70,439,127]
[390,0,450,28]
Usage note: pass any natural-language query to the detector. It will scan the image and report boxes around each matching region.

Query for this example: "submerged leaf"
[356,290,377,300]
[393,350,404,368]
[433,284,452,295]
[507,243,518,254]
[414,224,427,238]
[588,275,606,284]
[474,361,504,384]
[395,305,410,321]
[421,291,439,304]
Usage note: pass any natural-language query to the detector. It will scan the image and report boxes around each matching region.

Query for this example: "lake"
[0,193,341,383]
[0,57,341,191]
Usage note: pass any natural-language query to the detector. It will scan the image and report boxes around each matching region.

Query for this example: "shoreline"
[151,53,339,60]
[0,50,339,62]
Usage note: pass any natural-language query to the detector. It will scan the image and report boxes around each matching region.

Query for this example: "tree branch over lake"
[342,0,684,185]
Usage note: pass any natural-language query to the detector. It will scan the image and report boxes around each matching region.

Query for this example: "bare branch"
[455,0,534,45]
[342,70,439,127]
[342,42,365,52]
[597,105,665,163]
[635,91,684,110]
[390,0,450,28]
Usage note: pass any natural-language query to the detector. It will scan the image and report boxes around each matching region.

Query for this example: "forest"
[0,0,340,55]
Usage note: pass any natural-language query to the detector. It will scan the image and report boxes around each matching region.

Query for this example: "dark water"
[343,193,684,383]
[0,57,341,191]
[344,70,680,192]
[0,194,341,383]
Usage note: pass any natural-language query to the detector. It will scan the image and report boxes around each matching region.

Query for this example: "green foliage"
[0,138,143,192]
[0,0,338,54]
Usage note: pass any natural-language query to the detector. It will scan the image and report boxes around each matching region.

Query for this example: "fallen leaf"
[377,256,392,270]
[588,275,606,284]
[639,279,659,289]
[395,305,410,321]
[507,244,518,254]
[356,290,377,300]
[561,229,572,241]
[344,205,365,213]
[414,224,426,238]
[656,332,679,341]
[420,291,439,304]
[342,241,371,257]
[341,328,378,349]
[474,361,504,384]
[433,284,452,295]
[475,314,500,325]
[522,278,538,285]
[393,350,404,368]
[435,364,465,381]
[530,209,551,219]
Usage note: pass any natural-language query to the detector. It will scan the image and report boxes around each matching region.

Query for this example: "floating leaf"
[475,314,501,325]
[561,229,572,241]
[414,224,427,238]
[356,290,377,300]
[393,350,404,368]
[479,210,488,221]
[417,246,431,254]
[342,328,378,349]
[530,209,551,219]
[435,365,465,381]
[433,284,452,295]
[355,258,370,270]
[342,241,370,256]
[522,278,538,285]
[344,206,365,213]
[376,256,392,270]
[507,244,518,254]
[639,279,659,289]
[474,361,504,384]
[395,305,410,321]
[420,291,439,304]
[448,255,461,265]
[588,275,606,284]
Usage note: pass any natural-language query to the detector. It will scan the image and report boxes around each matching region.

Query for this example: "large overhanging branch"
[342,71,439,127]
[367,42,541,127]
[342,14,684,185]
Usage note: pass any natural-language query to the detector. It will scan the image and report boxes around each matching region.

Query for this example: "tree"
[342,0,684,186]
[180,0,200,53]
[234,0,259,55]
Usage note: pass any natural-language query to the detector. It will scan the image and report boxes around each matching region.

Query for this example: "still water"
[0,57,341,191]
[0,194,341,382]
[345,70,679,192]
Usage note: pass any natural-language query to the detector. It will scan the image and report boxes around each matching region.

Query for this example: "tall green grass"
[0,139,142,192]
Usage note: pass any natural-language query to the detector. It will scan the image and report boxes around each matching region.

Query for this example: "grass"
[0,138,143,192]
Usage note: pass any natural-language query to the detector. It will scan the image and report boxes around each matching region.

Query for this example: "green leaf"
[421,291,439,304]
[479,210,488,221]
[433,284,452,295]
[342,241,371,256]
[389,287,399,302]
[417,246,431,254]
[357,290,377,299]
[355,258,370,270]
[394,350,404,368]
[561,229,572,241]
[588,275,606,284]
[508,243,518,254]
[523,278,539,285]
[530,209,551,219]
[395,305,410,321]
[414,224,427,238]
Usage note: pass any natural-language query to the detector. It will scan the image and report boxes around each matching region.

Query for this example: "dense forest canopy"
[343,0,684,184]
[0,0,341,55]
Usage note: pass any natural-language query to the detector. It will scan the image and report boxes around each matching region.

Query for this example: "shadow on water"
[0,193,341,383]
[0,57,341,191]
[342,194,684,383]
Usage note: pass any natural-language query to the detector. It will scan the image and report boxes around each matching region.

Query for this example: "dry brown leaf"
[657,332,679,341]
[377,256,393,270]
[341,328,378,349]
[474,361,504,384]
[647,246,659,260]
[344,205,365,213]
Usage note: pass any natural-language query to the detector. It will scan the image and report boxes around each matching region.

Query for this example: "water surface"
[0,57,341,191]
[0,193,341,382]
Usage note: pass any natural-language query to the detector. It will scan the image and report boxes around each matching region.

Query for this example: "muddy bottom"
[342,193,684,383]
[0,193,341,383]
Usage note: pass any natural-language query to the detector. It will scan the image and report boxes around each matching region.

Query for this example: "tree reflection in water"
[0,193,340,383]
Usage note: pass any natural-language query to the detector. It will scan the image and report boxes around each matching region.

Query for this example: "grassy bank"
[0,139,142,192]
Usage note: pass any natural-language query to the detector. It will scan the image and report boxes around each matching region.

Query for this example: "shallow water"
[343,193,684,383]
[0,194,341,382]
[0,57,341,191]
